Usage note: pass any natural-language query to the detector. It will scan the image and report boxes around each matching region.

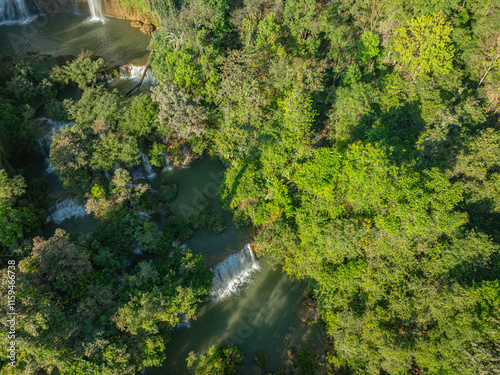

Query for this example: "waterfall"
[128,165,145,182]
[178,313,191,328]
[36,118,74,174]
[128,152,156,181]
[140,150,156,179]
[47,198,88,224]
[119,64,155,81]
[0,0,38,24]
[88,0,104,22]
[162,151,173,172]
[210,244,260,300]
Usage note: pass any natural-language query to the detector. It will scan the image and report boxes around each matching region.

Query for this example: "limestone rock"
[300,296,320,323]
[130,20,143,28]
[140,23,155,35]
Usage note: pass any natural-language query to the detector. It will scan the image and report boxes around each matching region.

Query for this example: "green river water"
[0,13,150,65]
[2,13,325,374]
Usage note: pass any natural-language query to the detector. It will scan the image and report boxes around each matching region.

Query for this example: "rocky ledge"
[37,0,157,29]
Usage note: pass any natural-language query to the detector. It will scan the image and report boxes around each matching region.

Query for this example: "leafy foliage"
[50,51,105,89]
[186,345,243,375]
[392,12,454,78]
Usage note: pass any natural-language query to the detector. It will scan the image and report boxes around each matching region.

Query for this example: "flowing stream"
[145,159,324,374]
[3,14,325,373]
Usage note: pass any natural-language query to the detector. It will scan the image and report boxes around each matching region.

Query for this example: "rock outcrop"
[37,0,156,25]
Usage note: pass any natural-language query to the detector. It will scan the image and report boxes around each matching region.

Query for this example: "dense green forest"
[1,0,500,374]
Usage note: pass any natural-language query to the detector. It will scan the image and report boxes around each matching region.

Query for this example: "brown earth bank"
[37,0,156,29]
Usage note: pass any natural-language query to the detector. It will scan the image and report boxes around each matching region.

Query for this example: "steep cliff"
[37,0,155,25]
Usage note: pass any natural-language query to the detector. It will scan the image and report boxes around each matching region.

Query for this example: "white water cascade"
[47,198,88,224]
[88,0,104,22]
[119,64,155,81]
[162,151,173,172]
[140,150,156,179]
[128,165,145,181]
[36,118,74,174]
[210,244,260,300]
[128,151,156,181]
[178,313,191,328]
[0,0,38,24]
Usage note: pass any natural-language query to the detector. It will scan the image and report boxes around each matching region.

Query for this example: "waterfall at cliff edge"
[0,0,38,24]
[162,151,172,172]
[119,64,155,80]
[47,198,88,224]
[210,244,260,300]
[36,118,74,174]
[88,0,104,22]
[140,150,156,179]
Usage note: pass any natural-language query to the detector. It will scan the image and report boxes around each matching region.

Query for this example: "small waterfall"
[47,198,88,224]
[128,165,145,182]
[178,313,191,328]
[210,244,260,300]
[140,150,156,179]
[0,0,38,24]
[128,152,156,181]
[97,70,114,85]
[119,64,155,81]
[36,118,74,174]
[88,0,104,22]
[71,0,79,13]
[162,151,173,172]
[37,118,67,157]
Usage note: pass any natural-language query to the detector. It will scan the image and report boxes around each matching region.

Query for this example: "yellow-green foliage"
[393,12,454,78]
[116,0,150,16]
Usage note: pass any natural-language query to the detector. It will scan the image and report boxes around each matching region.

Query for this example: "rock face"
[139,22,155,35]
[37,0,156,24]
[300,296,320,324]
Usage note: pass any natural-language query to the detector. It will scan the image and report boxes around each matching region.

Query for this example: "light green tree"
[392,12,454,78]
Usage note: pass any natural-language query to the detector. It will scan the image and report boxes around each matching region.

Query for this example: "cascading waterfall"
[0,0,38,24]
[36,118,74,174]
[140,150,156,179]
[178,313,191,328]
[119,64,155,81]
[210,244,260,300]
[128,165,146,181]
[47,198,88,224]
[88,0,104,22]
[36,118,89,224]
[128,151,156,181]
[162,151,173,172]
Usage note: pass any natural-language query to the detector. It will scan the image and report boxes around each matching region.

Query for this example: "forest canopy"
[0,0,500,374]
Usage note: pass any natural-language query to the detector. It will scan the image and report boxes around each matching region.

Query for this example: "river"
[2,12,325,374]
